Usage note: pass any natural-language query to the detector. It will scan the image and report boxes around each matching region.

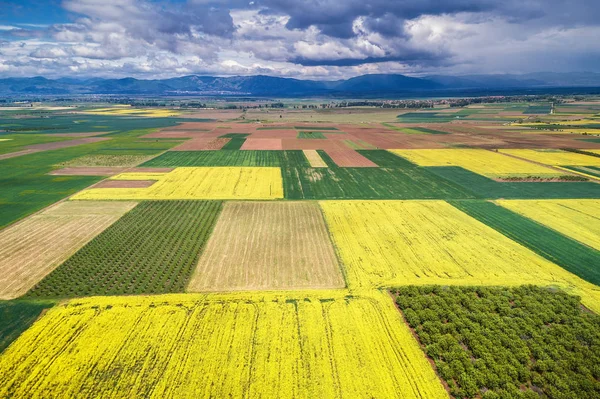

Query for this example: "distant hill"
[1,72,600,96]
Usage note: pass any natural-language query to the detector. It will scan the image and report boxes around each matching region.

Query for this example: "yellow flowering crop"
[497,199,600,251]
[499,149,600,166]
[71,167,284,200]
[320,200,600,312]
[389,149,559,177]
[0,291,447,399]
[82,107,180,117]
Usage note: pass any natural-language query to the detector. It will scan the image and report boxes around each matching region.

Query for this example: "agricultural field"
[1,100,600,398]
[390,149,561,178]
[496,199,600,250]
[0,291,447,399]
[394,286,600,399]
[27,201,222,298]
[71,167,284,200]
[0,201,136,299]
[320,200,600,311]
[188,202,343,291]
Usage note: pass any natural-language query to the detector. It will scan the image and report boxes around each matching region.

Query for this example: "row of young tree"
[393,285,600,399]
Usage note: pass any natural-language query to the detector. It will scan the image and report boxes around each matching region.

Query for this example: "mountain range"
[2,72,600,97]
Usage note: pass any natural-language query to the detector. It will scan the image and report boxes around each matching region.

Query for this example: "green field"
[0,300,55,353]
[297,131,326,139]
[430,167,600,199]
[394,285,600,399]
[450,200,600,286]
[142,150,282,166]
[26,201,222,298]
[281,150,474,200]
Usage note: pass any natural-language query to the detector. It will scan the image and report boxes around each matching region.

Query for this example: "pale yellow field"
[188,202,344,291]
[390,149,559,177]
[71,167,284,200]
[320,200,600,312]
[0,291,447,399]
[499,149,600,166]
[497,200,600,251]
[0,201,136,299]
[303,149,328,167]
[81,107,180,117]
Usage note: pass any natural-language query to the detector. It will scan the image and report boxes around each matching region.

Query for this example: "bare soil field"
[325,149,379,167]
[0,201,136,299]
[187,201,344,291]
[241,138,283,150]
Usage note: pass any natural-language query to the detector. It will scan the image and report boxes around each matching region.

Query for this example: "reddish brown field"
[248,130,298,139]
[49,167,130,176]
[325,149,378,167]
[241,138,283,150]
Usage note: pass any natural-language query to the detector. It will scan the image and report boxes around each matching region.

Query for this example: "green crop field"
[450,200,600,286]
[430,167,600,199]
[142,150,282,166]
[26,201,223,298]
[0,300,55,353]
[281,151,474,199]
[297,131,327,139]
[394,285,600,399]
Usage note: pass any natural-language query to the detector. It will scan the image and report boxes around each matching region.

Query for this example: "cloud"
[0,0,599,79]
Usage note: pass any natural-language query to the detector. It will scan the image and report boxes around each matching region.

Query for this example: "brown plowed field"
[248,130,298,139]
[241,138,283,150]
[187,201,344,291]
[0,201,137,299]
[325,150,379,167]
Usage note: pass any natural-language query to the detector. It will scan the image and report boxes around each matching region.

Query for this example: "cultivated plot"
[188,201,343,291]
[302,150,327,167]
[496,199,600,251]
[0,201,136,299]
[499,149,600,166]
[0,291,447,399]
[27,201,222,298]
[390,149,560,178]
[320,200,600,311]
[71,167,284,200]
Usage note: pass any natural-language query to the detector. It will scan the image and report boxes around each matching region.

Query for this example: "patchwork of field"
[1,102,600,398]
[0,291,447,399]
[0,201,136,299]
[71,167,284,200]
[188,202,343,291]
[499,149,600,166]
[496,199,600,250]
[27,201,222,298]
[390,148,561,177]
[321,200,600,312]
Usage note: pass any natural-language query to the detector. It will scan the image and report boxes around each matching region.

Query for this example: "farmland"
[27,201,222,298]
[0,201,136,299]
[394,286,600,399]
[496,199,600,250]
[188,202,343,291]
[71,167,284,200]
[0,99,600,397]
[0,291,447,399]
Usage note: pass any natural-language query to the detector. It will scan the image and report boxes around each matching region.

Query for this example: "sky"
[1,0,599,80]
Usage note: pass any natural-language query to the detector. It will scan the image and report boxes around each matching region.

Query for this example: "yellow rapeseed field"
[389,149,559,177]
[320,200,600,312]
[497,199,600,251]
[71,167,284,200]
[0,291,447,399]
[499,149,600,166]
[82,107,180,117]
